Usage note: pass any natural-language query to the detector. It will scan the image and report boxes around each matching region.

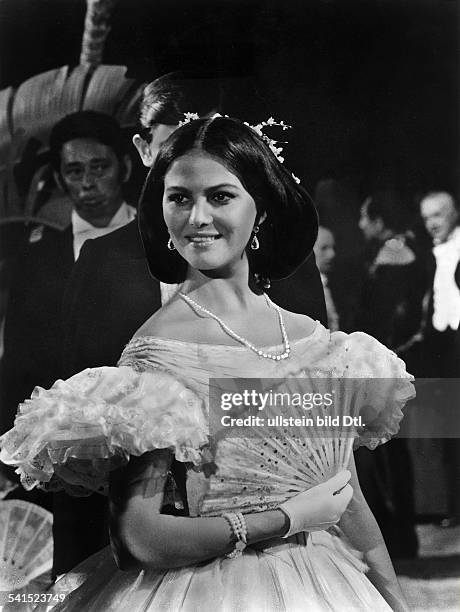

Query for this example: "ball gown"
[0,323,414,611]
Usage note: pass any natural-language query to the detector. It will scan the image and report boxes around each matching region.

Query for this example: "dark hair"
[49,110,127,173]
[137,72,221,142]
[365,190,410,233]
[139,116,318,284]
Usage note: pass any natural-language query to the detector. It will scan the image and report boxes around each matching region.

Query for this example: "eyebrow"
[62,157,111,167]
[164,183,239,193]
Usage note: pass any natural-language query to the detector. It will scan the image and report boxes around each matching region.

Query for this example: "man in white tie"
[1,111,135,443]
[419,190,460,527]
[420,191,460,338]
[313,225,340,331]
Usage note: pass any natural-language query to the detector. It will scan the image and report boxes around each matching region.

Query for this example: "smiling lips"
[187,233,222,245]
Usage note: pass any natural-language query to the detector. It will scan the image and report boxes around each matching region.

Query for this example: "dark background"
[0,0,458,201]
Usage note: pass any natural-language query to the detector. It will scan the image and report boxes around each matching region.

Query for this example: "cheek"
[162,204,183,235]
[64,181,79,198]
[100,173,122,194]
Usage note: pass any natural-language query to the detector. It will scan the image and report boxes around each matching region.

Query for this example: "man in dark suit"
[1,110,135,558]
[353,191,423,559]
[1,111,134,438]
[55,74,327,575]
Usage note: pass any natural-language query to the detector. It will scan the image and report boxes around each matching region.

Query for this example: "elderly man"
[420,191,460,367]
[419,190,460,528]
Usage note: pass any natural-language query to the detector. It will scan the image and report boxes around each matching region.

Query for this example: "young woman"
[1,116,412,611]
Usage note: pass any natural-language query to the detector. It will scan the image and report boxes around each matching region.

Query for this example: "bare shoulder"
[277,308,318,342]
[133,296,202,341]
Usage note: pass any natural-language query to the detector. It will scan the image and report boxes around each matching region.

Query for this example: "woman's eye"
[168,193,190,205]
[212,192,234,203]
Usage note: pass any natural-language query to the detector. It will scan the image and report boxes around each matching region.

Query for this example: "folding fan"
[0,500,53,591]
[198,376,362,516]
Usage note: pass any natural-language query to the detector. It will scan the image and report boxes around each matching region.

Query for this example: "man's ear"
[53,170,66,193]
[132,134,153,168]
[258,211,268,226]
[121,154,132,183]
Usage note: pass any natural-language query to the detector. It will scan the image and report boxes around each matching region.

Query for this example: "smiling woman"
[1,115,413,612]
[163,151,259,276]
[139,115,318,286]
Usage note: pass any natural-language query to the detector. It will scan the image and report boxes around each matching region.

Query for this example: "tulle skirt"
[37,531,392,612]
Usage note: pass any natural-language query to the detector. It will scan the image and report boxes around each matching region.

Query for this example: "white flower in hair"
[178,112,300,182]
[245,118,292,165]
[178,112,200,127]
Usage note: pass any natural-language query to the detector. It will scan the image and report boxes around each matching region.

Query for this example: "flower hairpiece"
[177,112,301,184]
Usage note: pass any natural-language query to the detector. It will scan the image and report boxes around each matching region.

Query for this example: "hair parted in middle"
[138,115,318,284]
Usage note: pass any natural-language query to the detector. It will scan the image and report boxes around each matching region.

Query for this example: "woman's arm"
[109,449,289,571]
[339,454,409,612]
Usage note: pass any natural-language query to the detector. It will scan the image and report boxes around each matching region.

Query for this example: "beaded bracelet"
[223,512,247,559]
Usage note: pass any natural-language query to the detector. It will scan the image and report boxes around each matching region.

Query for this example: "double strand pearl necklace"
[178,292,291,361]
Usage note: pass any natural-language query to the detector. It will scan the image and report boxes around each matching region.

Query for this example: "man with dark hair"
[2,111,134,439]
[354,189,423,559]
[357,191,424,350]
[56,73,327,575]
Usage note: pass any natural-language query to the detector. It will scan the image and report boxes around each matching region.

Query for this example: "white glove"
[279,470,353,537]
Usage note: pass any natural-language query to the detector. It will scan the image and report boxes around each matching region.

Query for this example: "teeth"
[190,236,218,243]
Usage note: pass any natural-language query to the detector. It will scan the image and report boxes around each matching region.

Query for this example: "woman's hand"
[279,470,353,537]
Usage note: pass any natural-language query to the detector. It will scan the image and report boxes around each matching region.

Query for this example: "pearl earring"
[167,238,175,251]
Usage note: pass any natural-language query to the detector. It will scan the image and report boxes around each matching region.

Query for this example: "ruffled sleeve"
[0,366,208,496]
[341,332,415,450]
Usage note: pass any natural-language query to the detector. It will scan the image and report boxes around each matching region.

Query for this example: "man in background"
[354,190,422,559]
[313,225,340,331]
[1,111,134,440]
[419,190,460,527]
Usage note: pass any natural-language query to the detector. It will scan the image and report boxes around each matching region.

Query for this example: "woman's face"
[162,150,258,275]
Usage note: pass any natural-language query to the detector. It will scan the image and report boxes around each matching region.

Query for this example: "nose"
[81,168,97,190]
[189,199,213,227]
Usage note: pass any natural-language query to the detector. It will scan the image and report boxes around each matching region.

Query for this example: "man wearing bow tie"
[1,111,135,441]
[419,191,460,528]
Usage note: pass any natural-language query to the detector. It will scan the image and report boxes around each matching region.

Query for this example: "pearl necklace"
[178,292,291,361]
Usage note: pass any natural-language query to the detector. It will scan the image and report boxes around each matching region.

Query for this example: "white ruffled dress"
[0,324,414,612]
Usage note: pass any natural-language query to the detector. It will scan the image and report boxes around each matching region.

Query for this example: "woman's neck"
[181,267,259,314]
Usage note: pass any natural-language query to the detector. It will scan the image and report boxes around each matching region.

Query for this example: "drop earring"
[167,238,175,251]
[250,226,260,250]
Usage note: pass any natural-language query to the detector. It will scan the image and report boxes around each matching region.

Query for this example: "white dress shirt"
[432,226,460,331]
[321,273,340,332]
[72,202,136,260]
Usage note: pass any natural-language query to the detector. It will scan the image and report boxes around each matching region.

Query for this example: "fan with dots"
[198,376,363,516]
[0,500,53,592]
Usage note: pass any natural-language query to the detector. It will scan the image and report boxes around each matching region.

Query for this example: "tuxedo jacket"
[2,226,74,436]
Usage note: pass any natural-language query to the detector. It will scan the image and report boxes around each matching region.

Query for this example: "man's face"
[420,192,459,244]
[59,138,125,227]
[313,226,336,274]
[358,199,383,241]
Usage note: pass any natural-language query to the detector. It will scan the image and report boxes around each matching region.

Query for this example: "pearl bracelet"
[223,512,247,559]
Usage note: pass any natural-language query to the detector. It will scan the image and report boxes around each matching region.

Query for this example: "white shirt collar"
[71,202,136,260]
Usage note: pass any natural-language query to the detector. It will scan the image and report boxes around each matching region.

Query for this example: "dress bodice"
[117,324,413,517]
